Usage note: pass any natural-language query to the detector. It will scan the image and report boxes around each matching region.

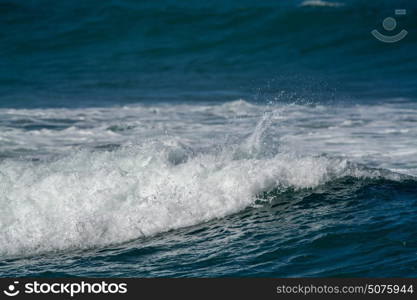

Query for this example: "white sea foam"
[0,99,416,256]
[2,100,416,175]
[0,138,404,257]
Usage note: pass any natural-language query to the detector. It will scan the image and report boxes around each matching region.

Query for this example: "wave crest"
[0,132,410,257]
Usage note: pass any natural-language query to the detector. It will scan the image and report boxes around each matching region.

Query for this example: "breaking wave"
[0,110,411,257]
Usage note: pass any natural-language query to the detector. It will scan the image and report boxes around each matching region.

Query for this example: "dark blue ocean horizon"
[1,0,417,277]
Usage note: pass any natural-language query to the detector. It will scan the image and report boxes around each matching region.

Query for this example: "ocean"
[0,0,417,277]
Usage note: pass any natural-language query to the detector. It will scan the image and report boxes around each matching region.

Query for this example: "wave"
[0,111,412,257]
[299,1,345,7]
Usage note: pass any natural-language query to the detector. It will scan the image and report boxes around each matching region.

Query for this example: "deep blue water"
[1,0,417,108]
[1,0,417,277]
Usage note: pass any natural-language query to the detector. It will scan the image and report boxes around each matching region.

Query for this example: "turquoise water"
[1,0,417,277]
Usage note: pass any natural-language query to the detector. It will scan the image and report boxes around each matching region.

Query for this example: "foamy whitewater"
[1,100,416,260]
